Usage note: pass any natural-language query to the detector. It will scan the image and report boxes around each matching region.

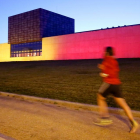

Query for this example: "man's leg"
[93,93,112,125]
[97,93,109,117]
[94,83,112,125]
[113,97,139,133]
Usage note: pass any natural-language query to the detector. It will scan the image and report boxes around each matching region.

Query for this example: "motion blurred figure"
[94,46,139,133]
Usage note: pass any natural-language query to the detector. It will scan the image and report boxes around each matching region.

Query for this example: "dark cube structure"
[8,8,75,44]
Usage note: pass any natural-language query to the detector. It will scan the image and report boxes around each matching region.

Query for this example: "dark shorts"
[98,82,123,98]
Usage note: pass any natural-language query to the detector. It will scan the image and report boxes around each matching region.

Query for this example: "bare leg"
[97,93,109,118]
[113,97,139,133]
[93,93,112,125]
[113,97,133,121]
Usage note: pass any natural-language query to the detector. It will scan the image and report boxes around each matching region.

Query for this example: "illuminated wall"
[0,24,140,62]
[42,24,140,60]
[0,43,11,61]
[0,43,43,62]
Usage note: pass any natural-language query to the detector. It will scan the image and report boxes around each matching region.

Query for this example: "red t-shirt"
[101,56,121,85]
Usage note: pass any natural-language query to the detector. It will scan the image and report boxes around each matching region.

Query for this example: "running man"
[95,46,139,133]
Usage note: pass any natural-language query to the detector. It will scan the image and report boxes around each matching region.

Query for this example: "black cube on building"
[8,8,75,44]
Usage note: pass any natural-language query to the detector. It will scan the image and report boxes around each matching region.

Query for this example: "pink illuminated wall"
[44,24,140,60]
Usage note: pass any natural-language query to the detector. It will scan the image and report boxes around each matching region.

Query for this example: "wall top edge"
[75,23,140,34]
[0,43,9,45]
[42,23,140,39]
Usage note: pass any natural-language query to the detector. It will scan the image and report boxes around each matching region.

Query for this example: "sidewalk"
[0,133,16,140]
[0,91,140,140]
[0,91,140,118]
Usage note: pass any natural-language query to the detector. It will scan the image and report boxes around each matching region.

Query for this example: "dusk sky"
[0,0,140,43]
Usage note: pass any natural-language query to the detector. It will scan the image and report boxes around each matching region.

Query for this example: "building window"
[11,41,42,57]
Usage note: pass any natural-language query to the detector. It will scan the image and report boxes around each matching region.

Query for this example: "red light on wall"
[48,25,140,60]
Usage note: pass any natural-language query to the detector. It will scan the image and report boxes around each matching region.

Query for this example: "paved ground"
[0,133,15,140]
[0,93,140,140]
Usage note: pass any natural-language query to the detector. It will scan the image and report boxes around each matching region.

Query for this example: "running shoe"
[93,118,113,126]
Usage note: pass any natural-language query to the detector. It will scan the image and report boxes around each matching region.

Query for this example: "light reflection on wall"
[43,24,140,60]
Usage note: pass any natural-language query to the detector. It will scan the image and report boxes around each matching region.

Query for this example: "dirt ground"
[0,95,140,140]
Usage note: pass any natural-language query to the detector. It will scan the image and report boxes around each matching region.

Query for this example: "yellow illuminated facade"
[0,43,11,62]
[0,37,59,62]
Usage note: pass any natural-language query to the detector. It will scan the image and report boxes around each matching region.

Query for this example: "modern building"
[0,8,140,62]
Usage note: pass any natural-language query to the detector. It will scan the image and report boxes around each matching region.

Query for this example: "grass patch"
[0,59,140,111]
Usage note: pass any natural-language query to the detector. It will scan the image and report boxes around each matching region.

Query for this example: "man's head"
[105,46,114,56]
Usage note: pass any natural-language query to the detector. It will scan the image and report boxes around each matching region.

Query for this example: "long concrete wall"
[0,24,140,62]
[42,24,140,60]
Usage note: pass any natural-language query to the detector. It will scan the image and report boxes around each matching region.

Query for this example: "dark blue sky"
[0,0,140,43]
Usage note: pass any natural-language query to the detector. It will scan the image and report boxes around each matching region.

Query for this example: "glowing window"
[11,41,42,57]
